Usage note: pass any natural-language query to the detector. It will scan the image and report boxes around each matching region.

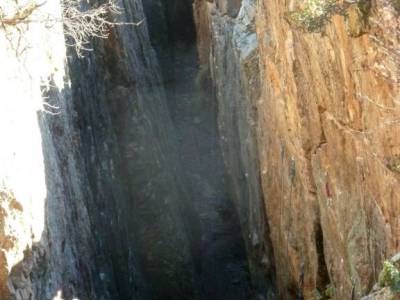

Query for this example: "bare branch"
[0,0,143,57]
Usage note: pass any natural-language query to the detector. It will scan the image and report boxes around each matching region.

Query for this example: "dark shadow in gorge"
[144,1,253,299]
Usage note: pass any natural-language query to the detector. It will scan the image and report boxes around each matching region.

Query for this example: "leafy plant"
[378,260,400,293]
[285,0,343,32]
[323,284,335,298]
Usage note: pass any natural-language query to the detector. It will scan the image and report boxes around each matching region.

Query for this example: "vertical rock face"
[256,0,399,297]
[193,0,276,297]
[1,0,198,299]
[1,0,399,299]
[193,0,400,298]
[143,0,256,298]
[0,1,80,299]
[64,1,199,297]
[1,0,260,299]
[214,0,243,17]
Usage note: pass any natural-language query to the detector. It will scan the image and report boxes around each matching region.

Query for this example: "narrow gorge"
[0,0,398,299]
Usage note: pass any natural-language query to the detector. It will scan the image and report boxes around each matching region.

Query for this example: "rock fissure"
[143,1,257,298]
[0,0,399,299]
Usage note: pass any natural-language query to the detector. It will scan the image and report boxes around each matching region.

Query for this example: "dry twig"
[0,0,143,56]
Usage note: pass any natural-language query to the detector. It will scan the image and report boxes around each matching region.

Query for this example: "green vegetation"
[286,0,372,34]
[378,260,400,293]
[323,284,335,298]
[285,0,343,32]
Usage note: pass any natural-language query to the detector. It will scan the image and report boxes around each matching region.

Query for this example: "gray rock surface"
[194,0,276,297]
[7,0,198,299]
[1,0,277,299]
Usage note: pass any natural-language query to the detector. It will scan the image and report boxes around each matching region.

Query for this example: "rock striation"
[1,0,199,299]
[193,0,276,297]
[256,0,400,297]
[194,0,399,298]
[0,0,399,299]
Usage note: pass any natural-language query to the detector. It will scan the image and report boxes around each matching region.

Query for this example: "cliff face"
[1,0,198,299]
[1,0,257,298]
[143,1,255,298]
[193,0,276,297]
[256,0,399,297]
[64,1,200,297]
[1,0,399,299]
[194,0,399,298]
[0,1,81,299]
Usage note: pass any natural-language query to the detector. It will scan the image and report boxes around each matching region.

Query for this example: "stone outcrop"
[256,0,400,297]
[194,0,399,298]
[193,0,276,297]
[63,1,200,297]
[1,0,199,299]
[144,1,255,298]
[1,0,399,299]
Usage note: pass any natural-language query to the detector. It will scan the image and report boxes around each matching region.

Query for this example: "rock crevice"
[1,0,399,299]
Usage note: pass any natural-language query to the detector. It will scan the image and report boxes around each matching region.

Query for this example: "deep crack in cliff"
[143,0,253,298]
[1,0,399,299]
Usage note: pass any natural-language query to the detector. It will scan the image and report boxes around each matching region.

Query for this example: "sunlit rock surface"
[0,1,69,299]
[0,0,197,299]
[256,0,400,297]
[1,0,399,299]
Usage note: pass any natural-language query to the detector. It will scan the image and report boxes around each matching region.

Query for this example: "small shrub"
[323,284,335,298]
[378,260,400,293]
[285,0,343,32]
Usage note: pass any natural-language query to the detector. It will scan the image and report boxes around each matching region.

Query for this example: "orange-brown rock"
[1,0,399,299]
[194,0,399,297]
[256,0,399,297]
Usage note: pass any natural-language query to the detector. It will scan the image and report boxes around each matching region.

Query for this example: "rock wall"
[1,0,399,299]
[0,1,82,299]
[193,0,276,297]
[144,1,256,298]
[256,0,400,297]
[64,1,200,297]
[0,0,198,299]
[194,0,399,298]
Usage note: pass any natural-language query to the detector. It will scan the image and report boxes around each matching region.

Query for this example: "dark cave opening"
[143,1,253,299]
